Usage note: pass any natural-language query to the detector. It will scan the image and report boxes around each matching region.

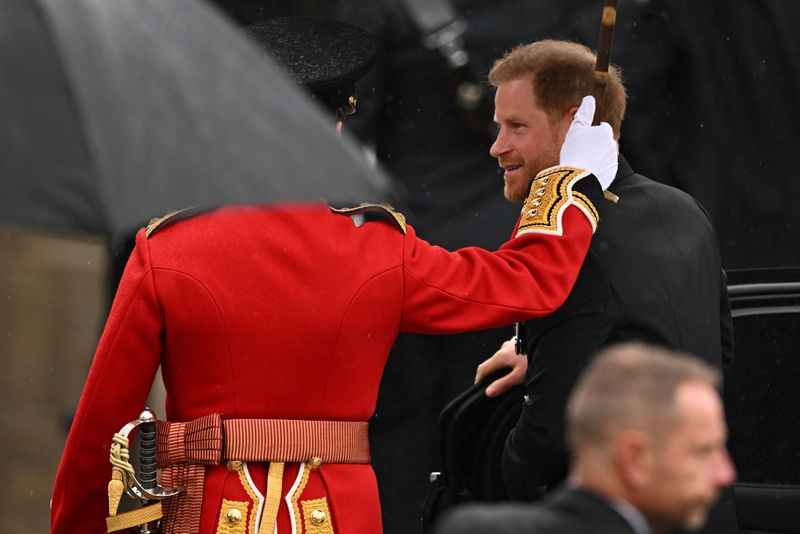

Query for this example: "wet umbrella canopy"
[0,0,389,238]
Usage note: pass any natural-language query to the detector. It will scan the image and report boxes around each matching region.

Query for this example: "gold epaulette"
[515,166,599,237]
[330,203,407,234]
[145,206,216,238]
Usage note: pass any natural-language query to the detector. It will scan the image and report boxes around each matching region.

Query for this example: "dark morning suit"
[502,156,737,533]
[437,486,637,534]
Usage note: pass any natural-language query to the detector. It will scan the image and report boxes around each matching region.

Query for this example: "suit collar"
[615,154,636,185]
[607,496,652,534]
[549,485,643,534]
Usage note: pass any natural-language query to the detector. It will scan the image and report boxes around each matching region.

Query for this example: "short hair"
[488,40,626,139]
[566,343,721,453]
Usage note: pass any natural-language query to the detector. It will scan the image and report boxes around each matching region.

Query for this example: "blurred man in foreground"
[439,343,736,534]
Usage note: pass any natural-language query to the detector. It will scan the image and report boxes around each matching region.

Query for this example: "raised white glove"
[558,96,618,190]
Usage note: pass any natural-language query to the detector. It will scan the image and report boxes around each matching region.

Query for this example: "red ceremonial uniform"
[52,169,598,534]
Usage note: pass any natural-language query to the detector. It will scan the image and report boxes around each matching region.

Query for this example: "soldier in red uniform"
[51,17,619,534]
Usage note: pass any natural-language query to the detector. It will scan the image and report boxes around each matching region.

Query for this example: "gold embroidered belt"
[155,414,370,534]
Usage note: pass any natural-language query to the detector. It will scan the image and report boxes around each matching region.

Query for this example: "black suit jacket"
[503,156,733,498]
[436,486,637,534]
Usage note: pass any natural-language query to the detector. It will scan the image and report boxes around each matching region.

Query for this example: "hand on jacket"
[475,337,528,397]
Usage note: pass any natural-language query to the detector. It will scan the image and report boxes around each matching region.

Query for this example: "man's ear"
[567,105,579,120]
[556,106,581,147]
[614,429,654,491]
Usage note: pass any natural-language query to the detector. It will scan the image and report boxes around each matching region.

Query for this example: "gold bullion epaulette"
[145,206,217,238]
[330,203,407,234]
[515,166,599,237]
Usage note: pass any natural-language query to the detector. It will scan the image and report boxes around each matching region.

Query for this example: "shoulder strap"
[145,205,218,238]
[330,202,407,234]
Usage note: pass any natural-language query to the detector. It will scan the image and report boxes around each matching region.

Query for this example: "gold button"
[227,460,243,471]
[307,456,323,470]
[226,508,242,524]
[310,509,326,525]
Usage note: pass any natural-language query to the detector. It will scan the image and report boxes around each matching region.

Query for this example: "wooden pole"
[592,0,618,125]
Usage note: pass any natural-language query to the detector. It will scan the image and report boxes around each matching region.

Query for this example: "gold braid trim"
[301,498,335,534]
[215,500,250,534]
[146,206,215,238]
[289,465,312,532]
[572,191,599,233]
[106,502,162,532]
[257,462,285,534]
[515,166,595,237]
[330,203,407,234]
[233,464,261,534]
[107,433,136,517]
[146,209,184,237]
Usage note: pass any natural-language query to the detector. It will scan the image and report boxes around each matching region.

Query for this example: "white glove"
[558,95,618,190]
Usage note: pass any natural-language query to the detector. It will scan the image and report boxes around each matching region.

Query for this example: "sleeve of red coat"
[400,205,593,333]
[51,230,163,534]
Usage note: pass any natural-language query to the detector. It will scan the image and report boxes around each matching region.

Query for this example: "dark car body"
[725,268,800,533]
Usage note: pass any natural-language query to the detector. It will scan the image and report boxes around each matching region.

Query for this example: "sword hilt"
[138,408,158,492]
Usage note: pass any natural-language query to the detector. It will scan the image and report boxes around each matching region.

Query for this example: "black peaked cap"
[240,16,376,113]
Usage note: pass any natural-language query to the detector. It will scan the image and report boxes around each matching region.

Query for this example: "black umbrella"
[0,0,390,238]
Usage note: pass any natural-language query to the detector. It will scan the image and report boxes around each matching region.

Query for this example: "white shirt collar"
[608,497,651,534]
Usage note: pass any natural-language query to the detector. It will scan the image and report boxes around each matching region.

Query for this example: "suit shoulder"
[634,174,700,203]
[624,174,714,222]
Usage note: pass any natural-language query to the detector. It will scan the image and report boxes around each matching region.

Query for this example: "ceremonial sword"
[106,408,179,533]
